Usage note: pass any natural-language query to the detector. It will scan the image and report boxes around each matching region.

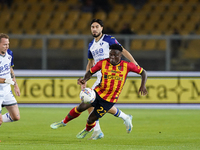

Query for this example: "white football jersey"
[0,49,17,109]
[0,49,13,88]
[88,34,121,64]
[88,34,122,89]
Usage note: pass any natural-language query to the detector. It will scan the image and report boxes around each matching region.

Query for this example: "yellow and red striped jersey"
[90,58,143,103]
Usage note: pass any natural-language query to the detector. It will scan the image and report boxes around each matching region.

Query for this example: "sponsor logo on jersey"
[104,74,123,81]
[115,39,119,44]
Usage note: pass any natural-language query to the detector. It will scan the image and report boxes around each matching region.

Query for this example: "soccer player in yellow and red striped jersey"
[91,57,143,104]
[50,44,148,139]
[85,19,139,140]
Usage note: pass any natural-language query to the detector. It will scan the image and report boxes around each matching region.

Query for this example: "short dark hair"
[90,19,104,27]
[109,44,123,52]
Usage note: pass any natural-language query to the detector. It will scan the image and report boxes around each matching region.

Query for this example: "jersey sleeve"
[88,49,93,60]
[128,62,143,74]
[103,35,122,46]
[7,49,14,67]
[90,60,102,74]
[88,41,94,60]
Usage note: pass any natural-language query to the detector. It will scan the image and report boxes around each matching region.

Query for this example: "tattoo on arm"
[10,68,15,79]
[11,73,14,78]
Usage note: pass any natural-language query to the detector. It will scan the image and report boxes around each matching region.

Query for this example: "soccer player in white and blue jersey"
[82,19,139,140]
[0,33,20,127]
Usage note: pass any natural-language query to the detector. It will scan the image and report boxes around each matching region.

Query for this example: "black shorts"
[91,90,115,118]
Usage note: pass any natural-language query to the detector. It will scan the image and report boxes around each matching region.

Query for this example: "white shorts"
[0,86,17,113]
[92,71,102,89]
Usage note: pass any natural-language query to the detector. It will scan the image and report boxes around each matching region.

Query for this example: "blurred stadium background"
[0,0,200,71]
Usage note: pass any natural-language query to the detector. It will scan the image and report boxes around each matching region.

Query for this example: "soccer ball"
[79,88,96,104]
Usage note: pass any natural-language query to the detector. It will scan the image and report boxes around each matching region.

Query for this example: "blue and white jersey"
[0,49,16,108]
[88,34,121,64]
[88,34,122,89]
[0,49,13,86]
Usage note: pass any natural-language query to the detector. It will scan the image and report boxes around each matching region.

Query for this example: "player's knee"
[77,105,84,112]
[12,114,20,121]
[0,114,2,125]
[77,103,91,112]
[108,106,117,115]
[0,119,3,125]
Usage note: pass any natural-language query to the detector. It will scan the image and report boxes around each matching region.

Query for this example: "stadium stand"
[52,29,67,35]
[20,39,33,49]
[48,39,61,50]
[143,39,157,50]
[157,40,166,51]
[0,0,198,36]
[33,39,43,49]
[75,39,85,50]
[55,3,69,13]
[93,11,107,22]
[130,39,144,50]
[61,39,75,50]
[25,29,38,35]
[9,39,20,49]
[0,0,199,52]
[182,39,200,59]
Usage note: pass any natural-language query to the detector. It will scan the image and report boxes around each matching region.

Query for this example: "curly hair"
[109,44,123,52]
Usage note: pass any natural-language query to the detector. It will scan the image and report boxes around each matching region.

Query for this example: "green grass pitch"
[0,107,200,150]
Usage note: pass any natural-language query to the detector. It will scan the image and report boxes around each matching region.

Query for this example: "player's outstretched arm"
[138,69,148,96]
[78,71,93,86]
[80,59,95,89]
[86,59,94,72]
[122,48,138,65]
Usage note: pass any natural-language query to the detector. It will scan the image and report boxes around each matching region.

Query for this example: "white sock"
[118,111,128,121]
[2,113,13,122]
[114,108,128,121]
[94,120,101,131]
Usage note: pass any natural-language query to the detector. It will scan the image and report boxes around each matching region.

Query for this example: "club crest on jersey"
[100,42,104,46]
[8,56,12,60]
[137,65,141,69]
[118,66,122,70]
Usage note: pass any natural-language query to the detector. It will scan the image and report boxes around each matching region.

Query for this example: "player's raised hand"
[77,78,86,85]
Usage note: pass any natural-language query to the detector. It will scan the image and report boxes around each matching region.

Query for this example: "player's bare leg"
[87,106,104,140]
[87,107,93,114]
[2,104,20,122]
[0,114,3,126]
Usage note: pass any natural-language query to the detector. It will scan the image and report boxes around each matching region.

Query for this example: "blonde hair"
[0,33,9,43]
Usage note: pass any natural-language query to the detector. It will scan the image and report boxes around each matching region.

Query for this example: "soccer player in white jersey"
[84,19,139,140]
[0,33,20,127]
